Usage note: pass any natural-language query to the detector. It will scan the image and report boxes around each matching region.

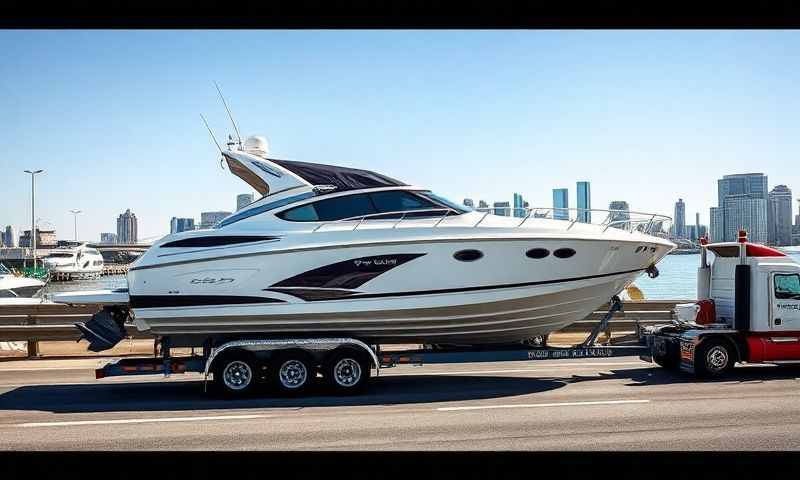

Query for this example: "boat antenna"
[214,81,242,150]
[200,114,226,170]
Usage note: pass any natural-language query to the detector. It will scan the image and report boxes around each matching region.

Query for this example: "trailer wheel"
[322,348,371,395]
[695,339,736,378]
[269,350,315,396]
[212,350,259,398]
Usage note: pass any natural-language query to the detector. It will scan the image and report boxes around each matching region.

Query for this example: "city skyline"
[3,31,800,241]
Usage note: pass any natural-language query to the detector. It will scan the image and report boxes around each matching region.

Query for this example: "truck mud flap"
[75,308,126,352]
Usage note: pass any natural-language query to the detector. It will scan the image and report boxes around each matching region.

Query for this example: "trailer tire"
[268,350,315,396]
[322,348,371,395]
[695,338,736,379]
[211,350,260,398]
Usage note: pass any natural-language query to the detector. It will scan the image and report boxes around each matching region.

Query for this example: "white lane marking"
[384,362,643,376]
[437,399,650,412]
[13,414,274,428]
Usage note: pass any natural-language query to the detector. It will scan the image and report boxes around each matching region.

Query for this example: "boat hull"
[131,270,639,344]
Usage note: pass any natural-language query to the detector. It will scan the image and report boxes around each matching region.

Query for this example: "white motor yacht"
[55,135,675,351]
[43,243,104,280]
[0,263,46,298]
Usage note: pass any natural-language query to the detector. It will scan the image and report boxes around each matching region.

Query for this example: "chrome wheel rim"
[333,358,361,387]
[222,360,253,391]
[278,360,308,389]
[706,346,729,372]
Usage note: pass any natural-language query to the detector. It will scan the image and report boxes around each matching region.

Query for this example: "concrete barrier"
[0,300,690,358]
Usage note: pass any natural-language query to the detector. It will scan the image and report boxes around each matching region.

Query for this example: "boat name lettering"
[354,258,399,267]
[190,277,235,284]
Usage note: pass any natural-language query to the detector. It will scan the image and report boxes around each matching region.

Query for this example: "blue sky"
[1,30,798,241]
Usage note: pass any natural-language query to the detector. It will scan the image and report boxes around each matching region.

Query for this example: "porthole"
[553,248,576,259]
[650,247,656,253]
[526,248,550,259]
[453,249,483,262]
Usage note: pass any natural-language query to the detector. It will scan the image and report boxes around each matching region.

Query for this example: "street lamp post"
[69,209,82,241]
[24,170,44,269]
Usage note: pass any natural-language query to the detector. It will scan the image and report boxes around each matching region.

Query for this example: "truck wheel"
[212,351,259,398]
[695,339,736,378]
[322,348,371,395]
[269,350,315,396]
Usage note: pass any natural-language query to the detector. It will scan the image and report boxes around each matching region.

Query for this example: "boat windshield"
[418,192,470,213]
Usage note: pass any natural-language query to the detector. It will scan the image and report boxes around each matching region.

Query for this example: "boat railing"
[474,206,672,236]
[311,206,672,236]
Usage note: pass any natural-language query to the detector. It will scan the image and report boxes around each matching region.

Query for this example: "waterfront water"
[33,250,800,301]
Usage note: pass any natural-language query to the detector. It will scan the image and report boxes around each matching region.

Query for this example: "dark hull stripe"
[161,236,279,248]
[130,295,285,308]
[261,267,646,301]
[131,237,669,272]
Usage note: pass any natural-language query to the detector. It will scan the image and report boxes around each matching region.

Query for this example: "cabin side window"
[278,190,466,222]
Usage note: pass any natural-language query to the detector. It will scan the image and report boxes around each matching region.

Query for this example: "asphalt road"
[1,356,800,450]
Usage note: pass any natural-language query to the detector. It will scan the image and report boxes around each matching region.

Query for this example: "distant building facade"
[710,207,724,243]
[512,193,526,218]
[477,200,488,210]
[100,232,118,244]
[237,193,254,211]
[717,173,768,242]
[674,199,686,239]
[493,202,510,217]
[200,211,232,229]
[767,185,792,246]
[552,188,569,220]
[3,226,16,247]
[576,181,591,223]
[608,201,630,230]
[463,198,474,209]
[170,217,196,234]
[116,209,138,243]
[724,195,767,244]
[20,229,57,248]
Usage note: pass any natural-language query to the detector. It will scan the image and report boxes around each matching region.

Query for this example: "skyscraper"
[200,211,232,229]
[170,217,196,234]
[695,212,700,240]
[493,201,510,216]
[116,209,138,243]
[463,198,474,209]
[674,199,686,239]
[717,173,768,242]
[710,207,724,243]
[3,225,17,247]
[552,188,569,220]
[768,185,792,246]
[576,181,591,223]
[512,193,526,218]
[236,193,254,211]
[477,200,488,210]
[608,201,630,230]
[724,195,767,244]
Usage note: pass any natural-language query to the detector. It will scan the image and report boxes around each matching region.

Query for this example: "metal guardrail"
[0,300,689,359]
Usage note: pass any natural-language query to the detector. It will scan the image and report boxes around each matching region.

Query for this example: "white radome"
[244,135,269,157]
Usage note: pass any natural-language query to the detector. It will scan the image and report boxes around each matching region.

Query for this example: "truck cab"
[643,231,800,377]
